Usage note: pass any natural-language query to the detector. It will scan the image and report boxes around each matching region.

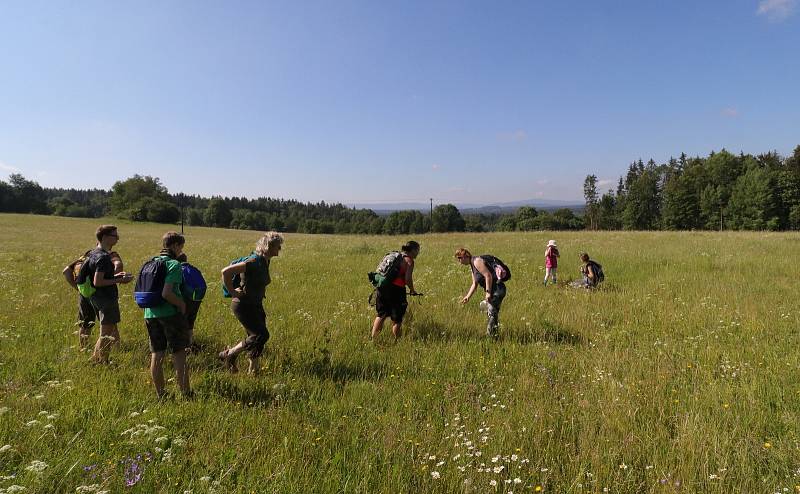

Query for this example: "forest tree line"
[0,173,582,233]
[583,145,800,231]
[3,143,797,233]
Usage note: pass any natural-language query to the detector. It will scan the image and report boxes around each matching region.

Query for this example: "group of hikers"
[63,225,603,399]
[370,239,603,341]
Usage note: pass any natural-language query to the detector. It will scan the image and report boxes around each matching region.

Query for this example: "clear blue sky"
[1,0,798,204]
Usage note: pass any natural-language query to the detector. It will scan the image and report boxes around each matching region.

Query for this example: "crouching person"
[142,232,192,399]
[219,232,283,376]
[456,248,509,339]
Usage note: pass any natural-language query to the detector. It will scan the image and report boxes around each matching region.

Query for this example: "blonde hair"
[255,231,284,256]
[454,248,471,260]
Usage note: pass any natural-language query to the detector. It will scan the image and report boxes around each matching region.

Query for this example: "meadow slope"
[1,214,800,493]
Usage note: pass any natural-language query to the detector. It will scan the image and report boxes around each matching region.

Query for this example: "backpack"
[367,251,405,289]
[222,253,261,298]
[75,251,103,299]
[587,260,604,284]
[481,255,512,283]
[134,257,168,308]
[181,263,207,301]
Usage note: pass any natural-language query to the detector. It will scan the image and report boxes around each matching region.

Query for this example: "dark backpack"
[367,251,405,288]
[588,260,604,284]
[481,255,512,282]
[181,262,207,301]
[76,250,110,299]
[222,253,260,298]
[134,257,168,308]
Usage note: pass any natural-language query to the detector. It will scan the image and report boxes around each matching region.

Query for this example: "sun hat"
[547,240,557,247]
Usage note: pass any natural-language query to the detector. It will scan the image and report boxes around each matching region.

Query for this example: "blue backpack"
[181,263,207,301]
[221,253,261,298]
[134,257,168,308]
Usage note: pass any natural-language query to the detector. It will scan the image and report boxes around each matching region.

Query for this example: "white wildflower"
[25,460,48,474]
[25,420,40,427]
[430,471,441,479]
[0,445,12,453]
[489,479,497,486]
[493,466,504,473]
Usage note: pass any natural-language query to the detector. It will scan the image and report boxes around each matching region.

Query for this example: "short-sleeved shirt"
[86,248,118,299]
[239,256,270,304]
[545,247,559,268]
[144,256,183,319]
[71,250,121,279]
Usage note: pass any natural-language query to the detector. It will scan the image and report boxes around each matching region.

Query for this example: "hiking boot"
[218,349,239,373]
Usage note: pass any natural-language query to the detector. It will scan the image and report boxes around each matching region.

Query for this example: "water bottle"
[479,300,489,312]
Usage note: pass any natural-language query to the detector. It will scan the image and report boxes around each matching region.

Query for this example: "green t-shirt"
[144,256,183,319]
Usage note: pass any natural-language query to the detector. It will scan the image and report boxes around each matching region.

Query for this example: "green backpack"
[75,252,98,298]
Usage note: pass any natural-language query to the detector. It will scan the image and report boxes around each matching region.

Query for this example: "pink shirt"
[545,247,559,268]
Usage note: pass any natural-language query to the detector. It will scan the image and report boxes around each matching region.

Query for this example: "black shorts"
[90,295,121,325]
[78,295,96,328]
[231,300,269,358]
[375,284,408,323]
[145,314,190,354]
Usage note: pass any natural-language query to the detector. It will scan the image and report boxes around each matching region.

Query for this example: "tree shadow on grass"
[513,321,586,346]
[196,372,279,406]
[408,320,586,346]
[301,358,388,384]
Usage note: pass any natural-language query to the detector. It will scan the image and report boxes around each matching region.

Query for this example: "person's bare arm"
[221,262,248,299]
[405,260,416,294]
[161,282,186,314]
[474,257,493,298]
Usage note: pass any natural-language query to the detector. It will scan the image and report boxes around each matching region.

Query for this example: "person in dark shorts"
[143,232,192,399]
[219,231,284,376]
[63,249,123,350]
[371,241,420,340]
[456,248,507,339]
[79,225,133,364]
[176,252,202,353]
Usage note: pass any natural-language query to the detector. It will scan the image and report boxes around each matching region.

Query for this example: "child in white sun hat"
[544,239,559,286]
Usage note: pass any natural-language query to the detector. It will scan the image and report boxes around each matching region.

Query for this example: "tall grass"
[1,214,799,493]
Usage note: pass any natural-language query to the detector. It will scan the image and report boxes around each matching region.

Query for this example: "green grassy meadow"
[2,214,800,493]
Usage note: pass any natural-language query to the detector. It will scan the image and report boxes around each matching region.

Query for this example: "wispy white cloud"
[597,179,615,187]
[721,107,739,118]
[0,161,19,173]
[535,179,550,186]
[498,130,528,142]
[431,163,441,171]
[757,0,796,21]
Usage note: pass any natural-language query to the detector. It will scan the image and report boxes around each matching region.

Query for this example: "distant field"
[2,214,800,493]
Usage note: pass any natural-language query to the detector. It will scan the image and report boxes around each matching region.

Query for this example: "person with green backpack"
[75,225,133,364]
[370,241,420,340]
[219,231,284,376]
[63,248,122,350]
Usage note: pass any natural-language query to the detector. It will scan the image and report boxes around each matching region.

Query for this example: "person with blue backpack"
[136,232,193,399]
[176,252,206,353]
[455,248,511,339]
[218,231,283,376]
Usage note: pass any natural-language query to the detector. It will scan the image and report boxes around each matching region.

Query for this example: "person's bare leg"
[371,316,386,339]
[92,323,116,363]
[247,356,260,376]
[172,350,190,395]
[150,351,166,397]
[79,324,91,350]
[391,321,403,340]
